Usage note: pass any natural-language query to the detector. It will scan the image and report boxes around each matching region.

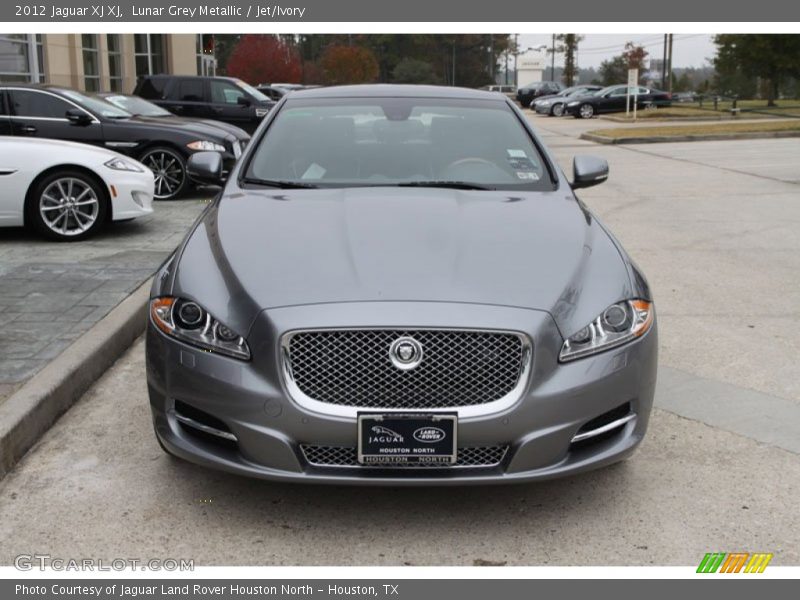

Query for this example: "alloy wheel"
[552,103,564,117]
[39,177,100,238]
[579,104,594,119]
[141,149,186,199]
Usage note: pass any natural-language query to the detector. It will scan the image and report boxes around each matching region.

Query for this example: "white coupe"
[0,137,154,241]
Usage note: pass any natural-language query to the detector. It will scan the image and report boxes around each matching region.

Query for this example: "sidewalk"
[0,196,209,403]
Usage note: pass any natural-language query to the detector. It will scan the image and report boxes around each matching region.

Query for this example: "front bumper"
[146,302,658,485]
[107,170,154,221]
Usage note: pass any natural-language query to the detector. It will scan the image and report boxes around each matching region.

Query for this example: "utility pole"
[513,33,519,88]
[550,33,556,81]
[489,34,494,83]
[667,33,674,93]
[661,34,667,90]
[452,39,456,86]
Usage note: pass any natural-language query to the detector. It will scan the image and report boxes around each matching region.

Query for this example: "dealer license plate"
[357,413,457,466]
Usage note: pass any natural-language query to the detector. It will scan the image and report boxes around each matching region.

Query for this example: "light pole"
[550,33,556,81]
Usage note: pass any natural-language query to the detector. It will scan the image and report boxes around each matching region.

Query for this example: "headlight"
[559,300,653,362]
[255,108,270,118]
[186,140,226,152]
[104,157,144,172]
[150,297,250,360]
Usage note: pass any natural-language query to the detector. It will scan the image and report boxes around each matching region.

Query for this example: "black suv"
[516,81,564,107]
[134,75,276,134]
[0,84,250,199]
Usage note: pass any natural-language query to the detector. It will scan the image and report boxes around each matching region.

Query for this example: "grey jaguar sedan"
[146,85,657,485]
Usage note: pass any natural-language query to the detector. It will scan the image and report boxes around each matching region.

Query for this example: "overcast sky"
[517,33,716,69]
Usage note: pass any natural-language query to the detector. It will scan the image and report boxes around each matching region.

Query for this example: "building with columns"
[0,34,216,93]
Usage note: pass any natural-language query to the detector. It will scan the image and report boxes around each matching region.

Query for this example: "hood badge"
[389,336,423,370]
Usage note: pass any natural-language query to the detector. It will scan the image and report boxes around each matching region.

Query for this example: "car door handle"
[19,125,37,134]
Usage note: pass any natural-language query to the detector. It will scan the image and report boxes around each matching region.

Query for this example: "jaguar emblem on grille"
[389,336,423,370]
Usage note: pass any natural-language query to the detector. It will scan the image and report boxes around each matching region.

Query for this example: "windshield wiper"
[241,177,318,189]
[395,181,494,190]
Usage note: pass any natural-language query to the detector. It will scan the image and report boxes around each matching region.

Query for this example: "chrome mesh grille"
[284,329,527,409]
[301,445,509,468]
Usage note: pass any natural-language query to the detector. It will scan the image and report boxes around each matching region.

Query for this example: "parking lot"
[0,115,798,565]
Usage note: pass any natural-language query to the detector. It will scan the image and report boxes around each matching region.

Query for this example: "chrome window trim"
[3,87,100,123]
[280,327,533,420]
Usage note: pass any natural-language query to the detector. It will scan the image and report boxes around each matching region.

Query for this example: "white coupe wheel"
[28,171,108,241]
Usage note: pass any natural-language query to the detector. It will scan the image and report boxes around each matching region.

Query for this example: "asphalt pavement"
[0,115,798,566]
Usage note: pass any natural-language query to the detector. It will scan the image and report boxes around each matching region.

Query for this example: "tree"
[622,42,648,83]
[714,34,800,105]
[392,58,439,84]
[225,35,302,84]
[555,34,584,86]
[598,56,627,86]
[320,45,379,85]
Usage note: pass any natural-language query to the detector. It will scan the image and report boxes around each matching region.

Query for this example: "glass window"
[81,34,100,92]
[61,89,130,119]
[178,79,204,101]
[210,80,246,104]
[9,89,72,119]
[107,34,123,92]
[0,34,43,84]
[246,97,553,191]
[134,34,165,77]
[101,94,170,117]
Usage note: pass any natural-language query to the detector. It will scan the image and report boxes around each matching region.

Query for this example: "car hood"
[534,94,564,104]
[122,115,246,142]
[173,187,635,337]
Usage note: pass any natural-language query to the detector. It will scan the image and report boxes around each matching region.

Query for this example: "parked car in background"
[0,137,153,241]
[673,91,698,103]
[531,85,604,116]
[564,85,672,118]
[0,84,247,200]
[134,75,276,134]
[481,85,517,94]
[146,84,657,485]
[256,85,288,102]
[516,81,564,107]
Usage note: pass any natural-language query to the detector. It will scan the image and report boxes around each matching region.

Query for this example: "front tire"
[139,146,187,200]
[551,103,565,117]
[27,170,107,241]
[577,103,595,119]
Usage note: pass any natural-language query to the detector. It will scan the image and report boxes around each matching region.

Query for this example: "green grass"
[589,120,800,140]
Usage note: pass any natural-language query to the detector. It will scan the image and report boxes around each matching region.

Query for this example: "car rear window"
[245,96,554,191]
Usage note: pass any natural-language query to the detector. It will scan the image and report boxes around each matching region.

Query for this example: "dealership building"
[0,33,216,93]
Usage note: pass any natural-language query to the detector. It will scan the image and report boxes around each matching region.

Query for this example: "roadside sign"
[627,68,639,119]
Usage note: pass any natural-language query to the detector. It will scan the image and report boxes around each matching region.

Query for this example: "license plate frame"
[357,412,457,466]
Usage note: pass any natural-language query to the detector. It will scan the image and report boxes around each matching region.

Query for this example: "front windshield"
[245,97,553,190]
[234,79,270,102]
[61,90,131,118]
[100,94,171,117]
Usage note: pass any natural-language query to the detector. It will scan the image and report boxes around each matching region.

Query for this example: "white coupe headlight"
[559,300,654,362]
[104,157,144,172]
[150,297,250,360]
[186,140,227,152]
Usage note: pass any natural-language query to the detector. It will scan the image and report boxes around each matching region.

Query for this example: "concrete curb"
[0,280,150,479]
[581,130,800,145]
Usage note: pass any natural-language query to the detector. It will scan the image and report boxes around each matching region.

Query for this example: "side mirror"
[237,95,252,107]
[572,155,609,189]
[187,152,224,186]
[66,108,92,126]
